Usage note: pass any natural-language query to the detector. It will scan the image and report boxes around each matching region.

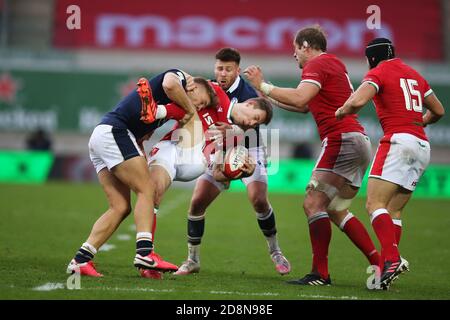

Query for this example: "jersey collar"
[227,97,238,123]
[227,76,241,94]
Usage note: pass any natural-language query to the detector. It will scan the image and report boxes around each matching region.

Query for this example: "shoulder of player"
[239,78,258,98]
[303,53,343,75]
[227,77,258,101]
[162,68,185,78]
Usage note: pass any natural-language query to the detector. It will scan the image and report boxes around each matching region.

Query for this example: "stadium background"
[1,0,450,188]
[1,0,450,300]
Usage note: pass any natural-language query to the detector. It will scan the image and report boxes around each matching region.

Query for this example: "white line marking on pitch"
[99,243,116,252]
[30,283,360,300]
[117,234,132,241]
[77,286,360,300]
[32,283,65,291]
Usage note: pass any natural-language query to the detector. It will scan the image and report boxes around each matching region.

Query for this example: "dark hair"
[295,26,327,51]
[365,38,395,69]
[215,47,241,65]
[193,77,219,108]
[249,97,273,125]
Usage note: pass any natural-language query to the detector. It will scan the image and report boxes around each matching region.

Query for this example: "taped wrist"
[260,82,274,96]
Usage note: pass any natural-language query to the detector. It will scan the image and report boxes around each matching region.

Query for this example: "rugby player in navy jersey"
[175,48,291,276]
[67,69,215,277]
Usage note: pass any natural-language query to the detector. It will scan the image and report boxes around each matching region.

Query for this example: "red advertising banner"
[54,0,443,60]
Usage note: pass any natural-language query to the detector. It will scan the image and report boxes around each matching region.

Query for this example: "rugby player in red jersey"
[336,38,445,289]
[245,26,381,286]
[139,79,272,278]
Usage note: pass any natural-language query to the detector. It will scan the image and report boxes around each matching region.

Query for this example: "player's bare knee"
[111,202,132,218]
[302,195,326,216]
[389,210,402,220]
[365,200,384,215]
[189,198,207,216]
[250,194,269,213]
[327,209,348,226]
[328,214,341,227]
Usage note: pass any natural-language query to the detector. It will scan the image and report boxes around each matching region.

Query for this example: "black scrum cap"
[365,38,395,69]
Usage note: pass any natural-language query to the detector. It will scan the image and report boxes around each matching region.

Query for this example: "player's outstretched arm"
[162,72,196,123]
[336,82,376,120]
[243,65,315,112]
[423,93,445,127]
[267,96,310,113]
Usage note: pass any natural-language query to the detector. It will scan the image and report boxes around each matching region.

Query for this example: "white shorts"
[89,124,143,173]
[200,146,268,191]
[314,132,371,187]
[369,133,430,191]
[148,140,207,182]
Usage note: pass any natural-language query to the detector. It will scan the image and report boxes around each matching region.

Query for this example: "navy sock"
[136,239,153,256]
[257,208,277,237]
[74,248,94,264]
[188,215,205,245]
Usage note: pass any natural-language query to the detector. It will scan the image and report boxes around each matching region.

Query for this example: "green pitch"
[1,182,449,300]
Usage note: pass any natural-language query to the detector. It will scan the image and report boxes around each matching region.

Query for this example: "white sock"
[155,105,167,119]
[188,243,200,263]
[136,232,153,241]
[82,242,97,255]
[266,235,281,255]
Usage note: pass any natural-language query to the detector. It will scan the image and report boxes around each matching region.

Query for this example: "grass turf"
[1,182,449,300]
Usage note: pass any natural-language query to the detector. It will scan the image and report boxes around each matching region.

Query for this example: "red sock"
[164,103,186,121]
[308,212,332,279]
[342,214,380,266]
[392,219,402,245]
[371,210,399,262]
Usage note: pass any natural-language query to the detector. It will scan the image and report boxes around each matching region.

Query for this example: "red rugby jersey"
[362,58,432,141]
[301,53,364,140]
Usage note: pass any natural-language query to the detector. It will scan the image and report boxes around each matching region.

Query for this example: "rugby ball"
[223,145,248,179]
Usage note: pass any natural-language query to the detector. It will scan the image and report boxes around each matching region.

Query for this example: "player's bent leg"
[296,171,345,283]
[303,170,347,215]
[327,185,381,267]
[87,168,132,248]
[329,208,380,267]
[113,156,155,233]
[67,168,132,277]
[246,181,291,275]
[175,178,221,276]
[141,164,179,274]
[387,188,412,246]
[149,163,173,209]
[387,189,412,274]
[112,156,160,270]
[366,178,404,289]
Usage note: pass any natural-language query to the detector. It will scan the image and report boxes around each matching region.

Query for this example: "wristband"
[260,82,274,96]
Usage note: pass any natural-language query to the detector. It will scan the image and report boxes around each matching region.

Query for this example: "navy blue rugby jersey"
[100,69,187,140]
[223,76,262,149]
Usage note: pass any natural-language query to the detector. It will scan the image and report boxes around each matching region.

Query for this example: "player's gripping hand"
[240,154,256,178]
[185,74,196,92]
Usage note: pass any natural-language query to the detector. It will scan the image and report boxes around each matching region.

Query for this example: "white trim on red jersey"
[364,80,380,93]
[300,79,322,89]
[424,88,434,98]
